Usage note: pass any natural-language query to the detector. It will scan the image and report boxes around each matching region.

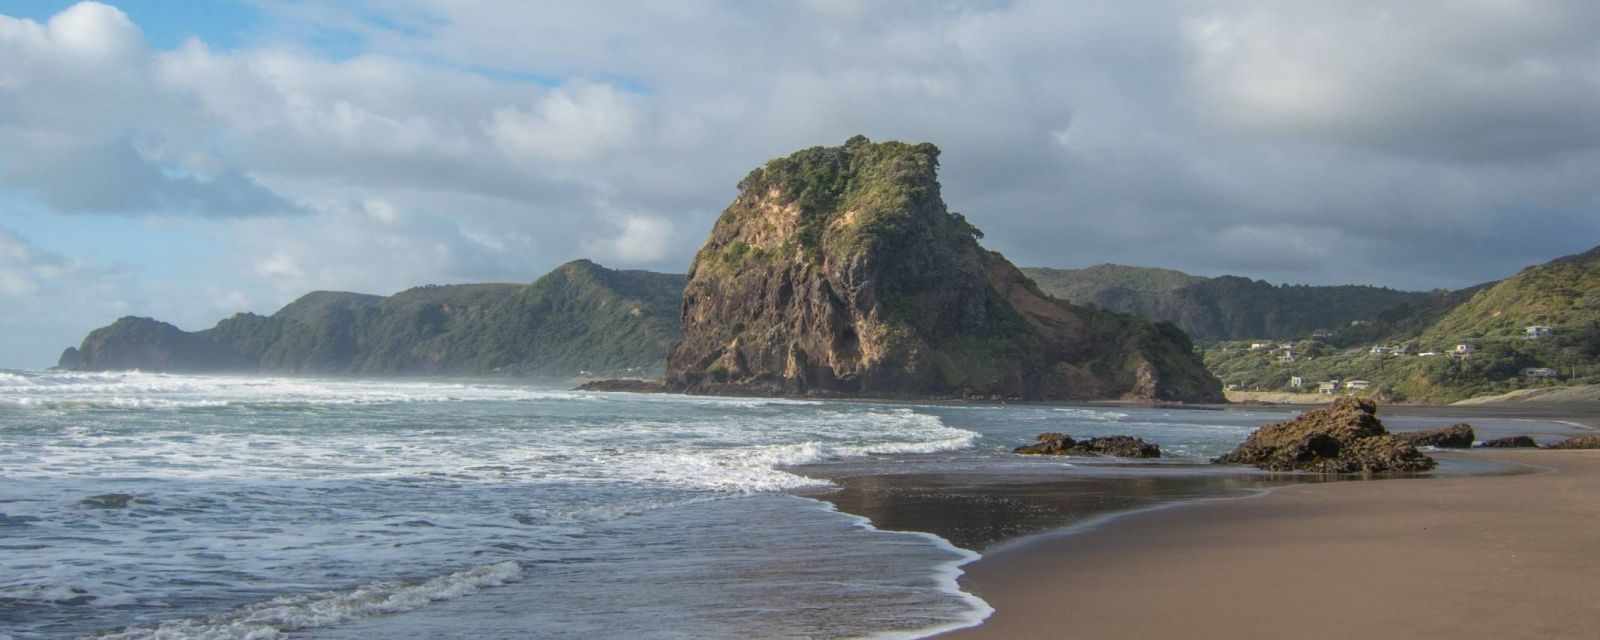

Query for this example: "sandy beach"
[942,449,1600,640]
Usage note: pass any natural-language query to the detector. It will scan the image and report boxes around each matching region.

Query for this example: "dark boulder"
[1480,435,1538,448]
[1015,433,1161,458]
[1546,435,1600,449]
[1214,398,1435,473]
[1395,423,1475,448]
[576,379,668,393]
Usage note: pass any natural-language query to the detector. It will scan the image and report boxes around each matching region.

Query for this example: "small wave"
[1051,407,1130,421]
[0,371,582,410]
[96,561,523,640]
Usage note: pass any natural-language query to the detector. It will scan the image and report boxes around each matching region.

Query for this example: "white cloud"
[586,215,675,265]
[46,1,142,59]
[5,0,1600,369]
[487,83,640,163]
[255,252,304,281]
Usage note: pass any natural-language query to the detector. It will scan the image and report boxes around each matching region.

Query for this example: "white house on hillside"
[1344,380,1372,391]
[1525,325,1553,339]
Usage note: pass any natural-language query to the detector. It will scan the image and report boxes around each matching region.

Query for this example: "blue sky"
[6,1,265,49]
[4,1,1600,368]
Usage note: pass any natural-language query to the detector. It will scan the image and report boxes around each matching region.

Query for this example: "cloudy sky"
[3,1,1599,367]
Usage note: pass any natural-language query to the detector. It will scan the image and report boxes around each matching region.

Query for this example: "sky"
[3,1,1600,368]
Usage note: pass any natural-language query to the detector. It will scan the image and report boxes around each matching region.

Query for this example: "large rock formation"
[665,136,1222,401]
[1395,423,1476,448]
[1215,398,1436,473]
[59,260,685,378]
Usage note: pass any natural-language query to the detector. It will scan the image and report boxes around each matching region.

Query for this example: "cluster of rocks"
[1394,423,1475,448]
[1213,398,1436,473]
[1394,428,1600,450]
[1017,400,1598,471]
[1546,435,1600,449]
[1014,433,1161,458]
[1480,435,1538,448]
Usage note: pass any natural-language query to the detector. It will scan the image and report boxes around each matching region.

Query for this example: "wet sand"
[941,450,1600,640]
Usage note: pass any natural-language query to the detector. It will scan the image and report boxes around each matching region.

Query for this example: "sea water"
[0,370,1561,639]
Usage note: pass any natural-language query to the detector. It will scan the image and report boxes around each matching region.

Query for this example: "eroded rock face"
[1214,398,1436,473]
[665,136,1223,402]
[1480,436,1538,448]
[1395,423,1476,448]
[1014,433,1161,458]
[1547,435,1600,449]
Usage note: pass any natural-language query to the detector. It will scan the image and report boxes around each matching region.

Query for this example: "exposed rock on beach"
[1214,398,1436,473]
[1395,423,1476,449]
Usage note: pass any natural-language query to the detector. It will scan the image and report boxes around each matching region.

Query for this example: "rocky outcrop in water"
[1214,398,1435,473]
[1480,436,1538,448]
[665,136,1222,402]
[1395,423,1476,448]
[1014,433,1161,458]
[1546,435,1600,449]
[575,379,667,393]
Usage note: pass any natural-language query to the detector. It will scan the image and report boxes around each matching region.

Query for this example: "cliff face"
[59,260,686,377]
[665,136,1222,402]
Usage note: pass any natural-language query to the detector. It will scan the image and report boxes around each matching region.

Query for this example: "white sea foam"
[807,499,994,640]
[98,561,523,640]
[2,373,982,496]
[0,370,582,410]
[3,371,993,638]
[1051,407,1130,421]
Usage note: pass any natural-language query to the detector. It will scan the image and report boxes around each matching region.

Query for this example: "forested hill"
[57,260,687,378]
[1023,265,1444,342]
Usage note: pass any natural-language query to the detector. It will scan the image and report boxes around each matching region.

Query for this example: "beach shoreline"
[932,448,1600,639]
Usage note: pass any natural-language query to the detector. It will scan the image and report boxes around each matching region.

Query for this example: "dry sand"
[942,450,1600,640]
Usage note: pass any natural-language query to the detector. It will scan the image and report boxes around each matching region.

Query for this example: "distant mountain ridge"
[58,260,686,377]
[1023,265,1449,342]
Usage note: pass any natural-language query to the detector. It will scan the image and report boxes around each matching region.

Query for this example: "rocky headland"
[664,136,1222,402]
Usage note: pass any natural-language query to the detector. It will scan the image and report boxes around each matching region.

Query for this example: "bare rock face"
[1480,436,1538,448]
[1215,398,1436,473]
[1014,433,1161,458]
[665,136,1223,402]
[1547,435,1600,449]
[1395,423,1476,448]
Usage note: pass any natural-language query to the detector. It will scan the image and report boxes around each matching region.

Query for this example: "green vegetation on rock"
[667,136,1222,402]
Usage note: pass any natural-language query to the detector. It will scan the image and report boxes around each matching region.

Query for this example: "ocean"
[0,370,1565,639]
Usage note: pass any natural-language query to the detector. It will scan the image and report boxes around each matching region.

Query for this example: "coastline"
[936,450,1600,639]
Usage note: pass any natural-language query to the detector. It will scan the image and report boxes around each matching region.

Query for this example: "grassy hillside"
[1423,246,1600,341]
[1202,245,1600,402]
